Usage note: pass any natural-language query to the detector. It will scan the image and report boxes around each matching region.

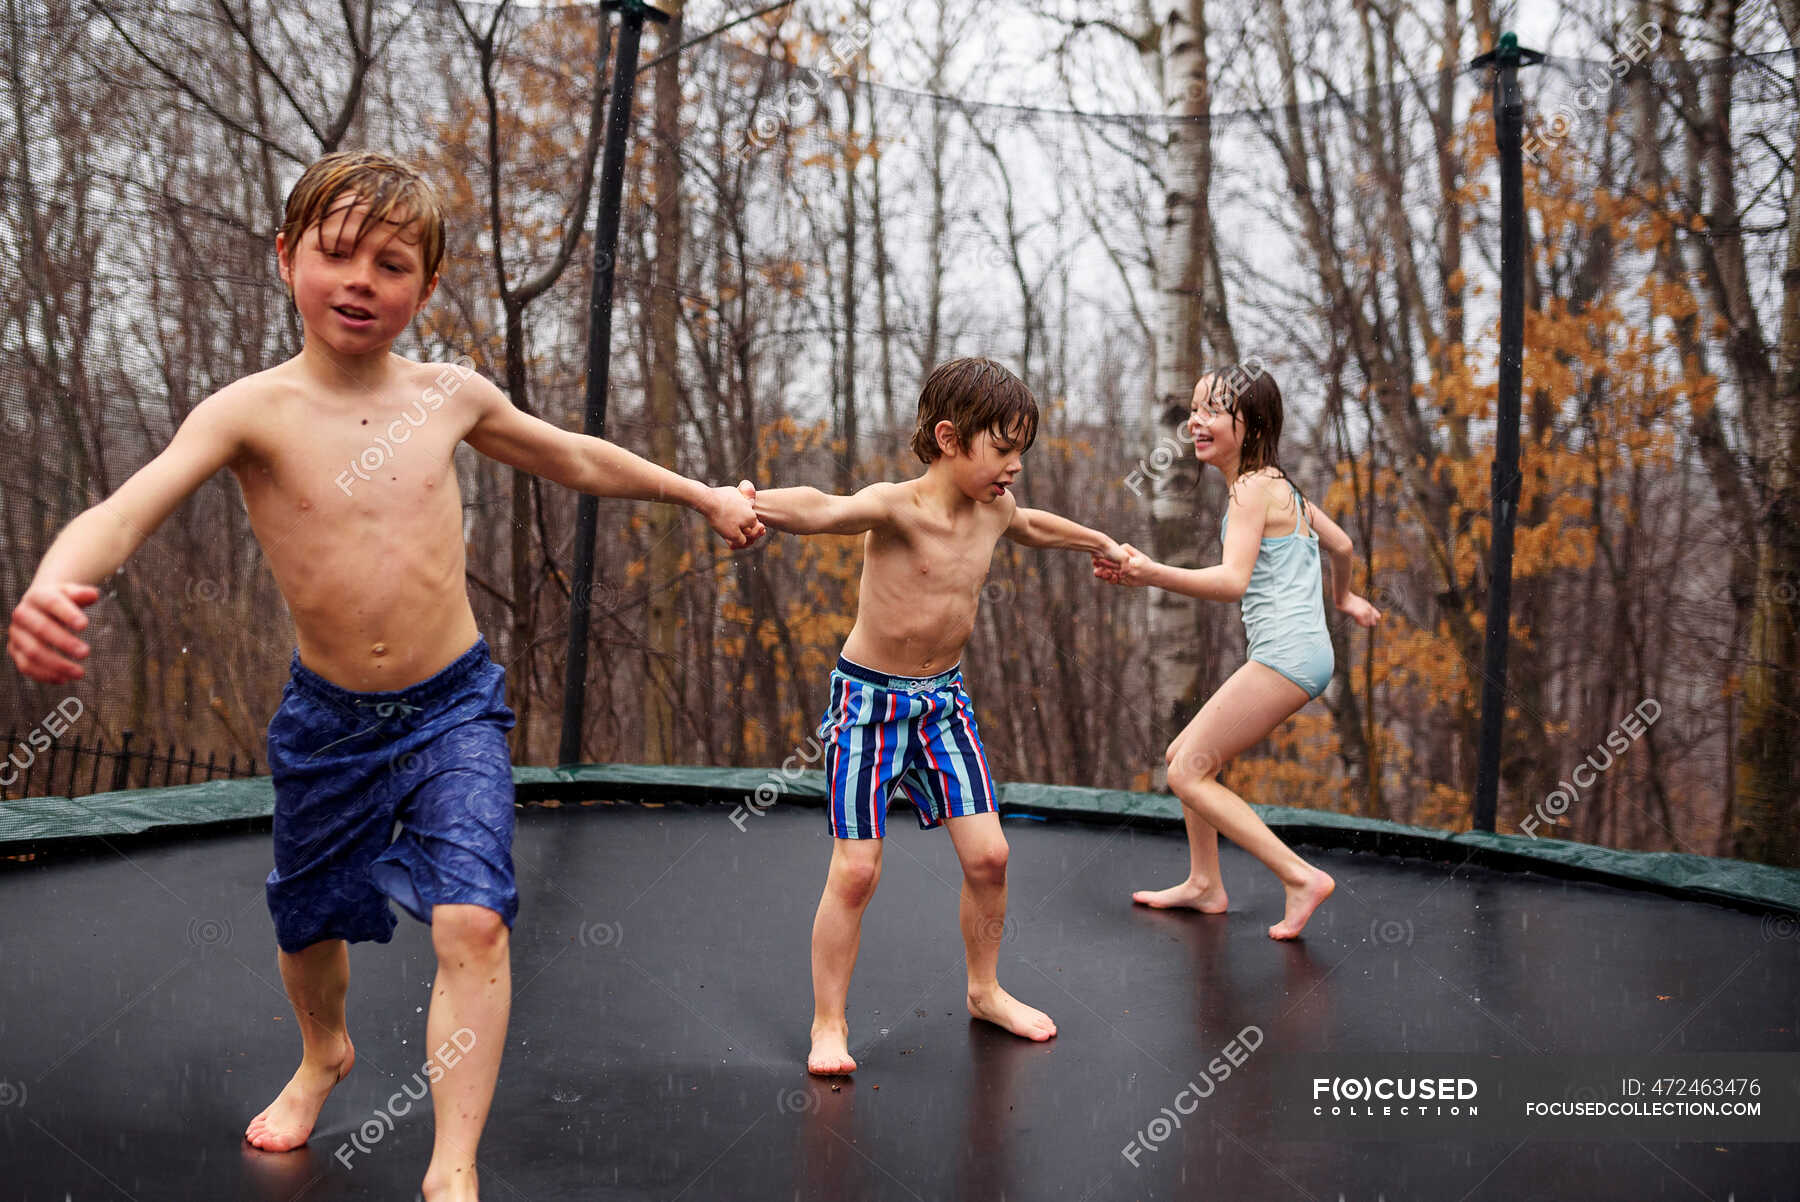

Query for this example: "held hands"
[7,582,101,684]
[702,480,766,549]
[1337,591,1382,627]
[1092,541,1154,587]
[1089,538,1123,581]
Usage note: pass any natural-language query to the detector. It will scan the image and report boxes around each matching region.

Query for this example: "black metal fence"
[0,729,259,802]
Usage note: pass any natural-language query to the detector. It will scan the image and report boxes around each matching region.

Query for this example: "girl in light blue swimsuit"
[1096,363,1382,940]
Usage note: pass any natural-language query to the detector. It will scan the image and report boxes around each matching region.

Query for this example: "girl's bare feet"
[244,1035,354,1151]
[1131,878,1229,913]
[1268,868,1335,940]
[808,1020,857,1075]
[967,986,1057,1041]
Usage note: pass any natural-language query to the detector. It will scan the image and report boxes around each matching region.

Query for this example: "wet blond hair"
[279,150,446,287]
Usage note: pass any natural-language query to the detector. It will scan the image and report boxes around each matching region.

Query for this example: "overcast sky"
[655,1,1693,111]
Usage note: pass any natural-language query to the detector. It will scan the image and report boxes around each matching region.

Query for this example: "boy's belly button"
[372,643,387,656]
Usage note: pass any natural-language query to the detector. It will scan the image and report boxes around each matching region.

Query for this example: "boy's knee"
[963,842,1008,888]
[829,849,882,905]
[432,904,509,958]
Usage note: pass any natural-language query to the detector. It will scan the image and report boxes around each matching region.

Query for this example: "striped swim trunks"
[817,655,1000,840]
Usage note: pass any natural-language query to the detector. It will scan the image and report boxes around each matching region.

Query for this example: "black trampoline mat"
[1,801,1795,1200]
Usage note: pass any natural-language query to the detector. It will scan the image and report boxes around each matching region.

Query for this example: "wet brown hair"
[279,150,446,289]
[1202,360,1306,513]
[910,357,1039,464]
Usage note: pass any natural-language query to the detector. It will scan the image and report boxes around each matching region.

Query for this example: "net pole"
[559,0,671,767]
[1469,33,1542,833]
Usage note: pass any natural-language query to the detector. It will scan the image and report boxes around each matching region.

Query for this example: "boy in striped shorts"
[751,358,1123,1075]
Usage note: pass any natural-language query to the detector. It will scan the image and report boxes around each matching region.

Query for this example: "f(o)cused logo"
[1762,912,1798,942]
[977,915,1021,944]
[185,577,226,604]
[578,920,623,949]
[389,747,431,777]
[1543,106,1578,138]
[775,1087,819,1115]
[1371,583,1407,610]
[187,916,233,948]
[573,581,619,613]
[1368,918,1413,947]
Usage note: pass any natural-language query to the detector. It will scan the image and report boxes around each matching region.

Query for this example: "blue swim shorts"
[817,656,1000,840]
[265,637,518,953]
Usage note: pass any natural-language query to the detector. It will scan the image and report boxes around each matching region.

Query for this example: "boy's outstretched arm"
[463,375,763,548]
[1096,542,1255,602]
[1004,503,1123,560]
[753,482,898,535]
[1093,484,1262,602]
[9,389,247,684]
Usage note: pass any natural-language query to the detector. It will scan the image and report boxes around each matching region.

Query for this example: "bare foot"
[808,1021,857,1075]
[1268,868,1335,940]
[967,986,1057,1041]
[422,1163,480,1202]
[244,1036,354,1151]
[1131,878,1229,913]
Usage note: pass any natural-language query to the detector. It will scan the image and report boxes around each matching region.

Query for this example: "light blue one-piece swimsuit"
[1220,482,1334,699]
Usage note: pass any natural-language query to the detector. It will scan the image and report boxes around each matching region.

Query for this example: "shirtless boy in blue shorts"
[751,358,1123,1075]
[6,151,763,1200]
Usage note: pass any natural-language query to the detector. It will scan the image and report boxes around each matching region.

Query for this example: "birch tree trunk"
[1148,0,1229,749]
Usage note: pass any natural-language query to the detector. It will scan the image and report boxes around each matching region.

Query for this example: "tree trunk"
[1148,0,1227,753]
[1731,37,1800,864]
[837,77,860,492]
[504,307,536,759]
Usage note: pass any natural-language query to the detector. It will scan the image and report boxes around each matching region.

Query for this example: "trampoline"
[1,792,1795,1201]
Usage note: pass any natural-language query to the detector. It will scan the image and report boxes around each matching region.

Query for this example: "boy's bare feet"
[422,1162,480,1202]
[967,986,1057,1041]
[1268,868,1335,940]
[244,1035,354,1151]
[1131,878,1229,913]
[808,1020,857,1075]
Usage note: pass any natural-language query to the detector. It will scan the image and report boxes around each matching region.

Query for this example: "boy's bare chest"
[880,518,1000,591]
[234,402,468,526]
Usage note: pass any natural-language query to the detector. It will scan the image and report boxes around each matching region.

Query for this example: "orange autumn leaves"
[1293,97,1716,829]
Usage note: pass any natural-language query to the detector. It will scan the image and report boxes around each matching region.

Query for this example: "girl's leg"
[1133,661,1297,912]
[1148,661,1336,939]
[1132,805,1229,912]
[809,837,884,1074]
